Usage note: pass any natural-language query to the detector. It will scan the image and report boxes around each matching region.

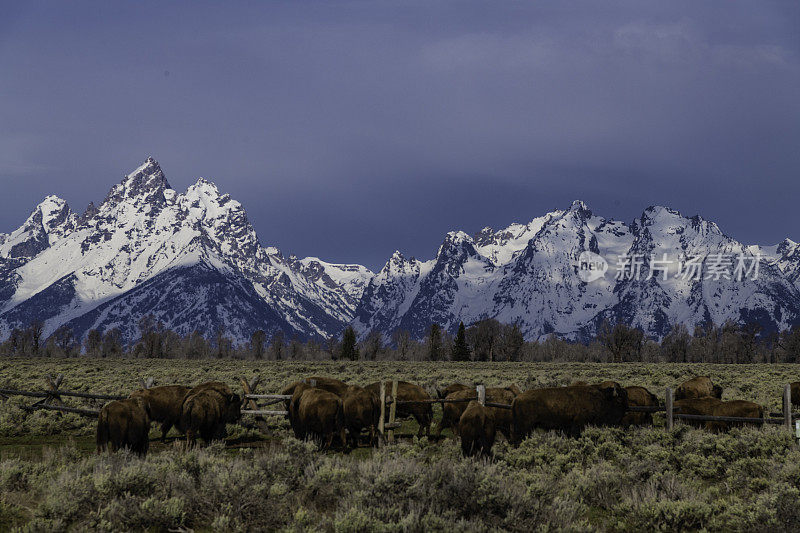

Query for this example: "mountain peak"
[568,199,592,218]
[104,157,172,206]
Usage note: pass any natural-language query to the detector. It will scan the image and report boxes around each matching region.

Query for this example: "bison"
[511,382,628,441]
[458,401,496,457]
[435,385,520,439]
[790,382,800,407]
[437,382,471,399]
[342,385,380,447]
[280,376,350,414]
[181,383,241,447]
[620,386,660,426]
[289,385,347,450]
[673,397,723,428]
[129,385,190,442]
[674,376,723,401]
[706,400,763,432]
[365,381,433,437]
[97,397,151,456]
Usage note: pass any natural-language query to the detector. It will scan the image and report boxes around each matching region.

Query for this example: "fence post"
[784,384,792,430]
[388,380,398,443]
[239,376,270,433]
[477,384,486,406]
[44,374,65,407]
[665,387,673,431]
[378,381,386,445]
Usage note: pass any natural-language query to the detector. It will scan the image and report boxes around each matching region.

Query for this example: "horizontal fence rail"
[20,403,100,417]
[674,413,784,424]
[0,388,126,401]
[241,409,289,417]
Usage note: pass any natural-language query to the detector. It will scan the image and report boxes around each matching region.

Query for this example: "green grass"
[1,358,799,531]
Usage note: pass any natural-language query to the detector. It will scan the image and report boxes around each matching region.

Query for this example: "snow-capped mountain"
[1,157,798,346]
[0,158,372,344]
[353,201,800,341]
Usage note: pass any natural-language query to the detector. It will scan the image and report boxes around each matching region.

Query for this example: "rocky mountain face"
[353,201,800,341]
[1,158,798,346]
[0,158,372,344]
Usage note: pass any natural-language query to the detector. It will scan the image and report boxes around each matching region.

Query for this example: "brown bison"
[511,382,628,441]
[673,397,723,428]
[458,401,496,457]
[129,385,190,442]
[289,385,347,450]
[97,397,151,456]
[181,383,241,446]
[674,376,723,400]
[280,376,350,413]
[674,398,762,432]
[365,381,433,437]
[435,385,520,439]
[342,385,381,447]
[437,382,471,399]
[790,382,800,407]
[706,400,763,432]
[620,386,660,426]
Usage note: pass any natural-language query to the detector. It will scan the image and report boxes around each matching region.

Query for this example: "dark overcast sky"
[1,1,798,270]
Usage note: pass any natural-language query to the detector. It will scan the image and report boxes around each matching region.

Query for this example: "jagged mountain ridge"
[353,201,800,341]
[1,158,798,346]
[0,158,372,344]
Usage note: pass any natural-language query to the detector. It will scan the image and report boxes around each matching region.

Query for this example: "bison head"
[225,393,242,422]
[597,381,628,404]
[712,384,723,399]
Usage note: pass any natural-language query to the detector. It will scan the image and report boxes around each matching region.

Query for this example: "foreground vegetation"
[1,359,800,531]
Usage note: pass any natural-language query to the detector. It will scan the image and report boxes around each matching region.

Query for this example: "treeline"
[1,316,800,363]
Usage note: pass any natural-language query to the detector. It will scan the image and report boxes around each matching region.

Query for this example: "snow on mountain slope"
[597,207,800,338]
[0,158,366,343]
[354,201,800,341]
[1,157,798,346]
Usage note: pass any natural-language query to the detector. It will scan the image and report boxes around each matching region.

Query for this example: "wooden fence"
[1,376,798,444]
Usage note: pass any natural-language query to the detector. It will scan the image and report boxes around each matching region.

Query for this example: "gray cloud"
[0,1,797,270]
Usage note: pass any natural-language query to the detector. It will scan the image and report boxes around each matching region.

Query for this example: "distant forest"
[2,316,800,364]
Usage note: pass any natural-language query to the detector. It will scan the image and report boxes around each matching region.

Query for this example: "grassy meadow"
[1,358,800,531]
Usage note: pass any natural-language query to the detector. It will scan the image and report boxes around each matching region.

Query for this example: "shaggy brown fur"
[511,382,628,441]
[280,376,350,414]
[290,387,347,450]
[790,382,800,407]
[620,386,660,426]
[706,400,764,432]
[458,401,496,457]
[96,397,151,456]
[437,383,471,399]
[674,376,723,401]
[129,385,190,442]
[673,397,723,428]
[365,381,433,437]
[342,385,380,447]
[181,384,241,447]
[435,385,520,438]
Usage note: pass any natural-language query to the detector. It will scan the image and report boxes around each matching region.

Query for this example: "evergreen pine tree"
[341,325,360,361]
[452,321,470,361]
[428,323,443,361]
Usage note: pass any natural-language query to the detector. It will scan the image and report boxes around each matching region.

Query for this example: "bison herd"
[95,374,778,458]
[96,381,241,456]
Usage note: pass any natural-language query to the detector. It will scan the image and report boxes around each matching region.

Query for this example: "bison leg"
[161,422,172,443]
[185,429,196,449]
[461,437,474,457]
